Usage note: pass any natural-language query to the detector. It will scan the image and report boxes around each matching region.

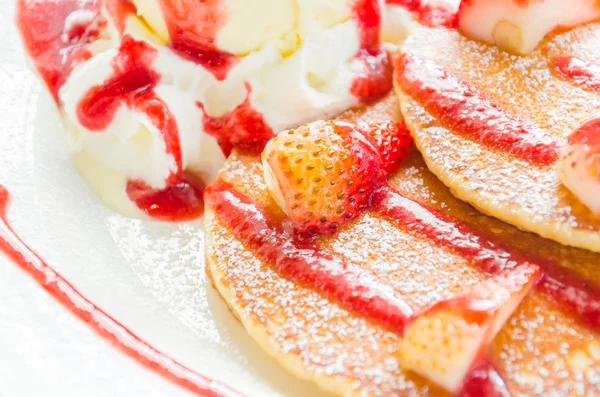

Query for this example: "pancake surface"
[205,94,600,396]
[395,23,600,252]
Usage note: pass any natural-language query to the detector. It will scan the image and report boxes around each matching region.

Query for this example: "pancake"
[394,23,600,253]
[205,94,600,396]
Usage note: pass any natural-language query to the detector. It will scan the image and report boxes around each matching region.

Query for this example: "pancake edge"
[394,83,600,254]
[204,209,367,397]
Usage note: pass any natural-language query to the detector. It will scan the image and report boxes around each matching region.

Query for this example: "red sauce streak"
[126,173,204,221]
[209,180,600,393]
[204,179,414,334]
[351,0,393,103]
[0,185,242,397]
[198,83,274,156]
[395,54,561,164]
[16,0,137,101]
[76,37,162,131]
[375,187,600,332]
[157,0,238,81]
[552,55,600,93]
[16,0,106,101]
[207,180,507,396]
[458,359,510,397]
[77,36,204,221]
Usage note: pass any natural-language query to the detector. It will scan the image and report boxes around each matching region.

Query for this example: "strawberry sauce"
[125,174,204,221]
[199,83,274,156]
[208,173,600,395]
[0,185,242,397]
[206,179,511,396]
[156,0,238,81]
[552,55,600,93]
[395,54,561,164]
[351,0,393,103]
[76,37,162,131]
[209,178,600,334]
[76,36,204,221]
[16,0,105,101]
[17,0,275,219]
[205,180,415,334]
[375,187,600,332]
[16,0,136,101]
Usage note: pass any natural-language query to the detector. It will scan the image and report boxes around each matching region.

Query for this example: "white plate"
[0,1,330,396]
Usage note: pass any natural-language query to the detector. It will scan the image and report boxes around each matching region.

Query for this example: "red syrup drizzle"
[0,185,243,397]
[156,0,237,81]
[125,173,205,221]
[351,0,394,103]
[16,0,137,102]
[76,35,204,221]
[208,177,600,395]
[374,187,600,332]
[206,179,510,396]
[395,53,561,164]
[160,0,275,156]
[16,0,106,101]
[552,55,600,93]
[204,179,414,334]
[76,36,161,130]
[198,83,274,157]
[17,0,206,221]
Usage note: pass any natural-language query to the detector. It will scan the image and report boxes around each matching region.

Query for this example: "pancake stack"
[205,22,600,397]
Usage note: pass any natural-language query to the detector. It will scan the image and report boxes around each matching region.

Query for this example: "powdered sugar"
[206,146,600,396]
[398,25,600,252]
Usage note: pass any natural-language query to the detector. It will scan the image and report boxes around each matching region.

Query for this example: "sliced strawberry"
[261,120,412,235]
[458,0,600,54]
[397,263,540,393]
[364,120,413,175]
[558,118,600,215]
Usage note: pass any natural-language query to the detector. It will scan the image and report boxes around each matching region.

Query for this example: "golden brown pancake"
[205,94,600,396]
[395,23,600,253]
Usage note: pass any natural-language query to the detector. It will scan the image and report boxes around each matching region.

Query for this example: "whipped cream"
[23,0,419,220]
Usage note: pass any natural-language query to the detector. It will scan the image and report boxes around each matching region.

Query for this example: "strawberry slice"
[397,263,540,393]
[261,120,412,235]
[558,118,600,215]
[364,120,414,175]
[458,0,600,54]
